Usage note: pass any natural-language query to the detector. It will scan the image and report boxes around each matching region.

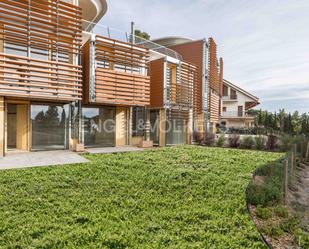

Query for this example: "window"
[132,107,145,136]
[223,107,227,112]
[4,43,28,57]
[223,85,228,96]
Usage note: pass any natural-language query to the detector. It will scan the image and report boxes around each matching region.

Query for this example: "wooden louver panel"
[86,36,150,106]
[95,69,150,105]
[0,53,82,100]
[0,0,82,101]
[167,62,198,121]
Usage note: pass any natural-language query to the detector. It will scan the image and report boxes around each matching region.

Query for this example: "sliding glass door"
[82,107,115,147]
[31,104,69,150]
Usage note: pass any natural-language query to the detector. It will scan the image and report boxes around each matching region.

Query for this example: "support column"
[0,97,4,157]
[159,109,166,147]
[116,107,127,146]
[186,108,193,144]
[16,104,29,151]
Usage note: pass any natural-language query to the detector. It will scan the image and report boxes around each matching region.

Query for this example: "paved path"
[0,150,89,170]
[85,146,144,154]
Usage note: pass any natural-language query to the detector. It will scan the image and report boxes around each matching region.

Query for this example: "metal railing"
[222,94,237,101]
[221,111,252,117]
[82,20,182,60]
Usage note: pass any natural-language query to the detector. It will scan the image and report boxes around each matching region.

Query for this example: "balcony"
[222,94,238,101]
[83,35,150,106]
[221,111,254,118]
[0,0,82,101]
[0,53,82,101]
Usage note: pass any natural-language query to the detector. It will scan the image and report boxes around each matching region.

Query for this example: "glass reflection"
[83,107,115,147]
[31,104,69,150]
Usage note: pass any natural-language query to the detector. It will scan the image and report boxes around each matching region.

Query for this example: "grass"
[0,146,283,248]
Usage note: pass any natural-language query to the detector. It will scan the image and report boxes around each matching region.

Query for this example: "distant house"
[220,79,259,129]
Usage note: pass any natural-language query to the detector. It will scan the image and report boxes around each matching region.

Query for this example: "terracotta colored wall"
[149,58,164,108]
[169,40,204,114]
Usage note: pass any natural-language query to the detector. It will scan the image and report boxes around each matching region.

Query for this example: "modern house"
[0,0,206,158]
[0,0,92,156]
[220,79,259,129]
[148,51,198,146]
[0,0,149,156]
[152,37,224,135]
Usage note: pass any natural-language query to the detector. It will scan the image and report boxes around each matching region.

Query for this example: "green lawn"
[0,146,283,248]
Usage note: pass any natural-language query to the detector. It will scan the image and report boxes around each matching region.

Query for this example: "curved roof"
[80,0,108,26]
[151,36,193,47]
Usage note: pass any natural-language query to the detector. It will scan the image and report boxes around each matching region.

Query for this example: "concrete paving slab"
[0,150,89,170]
[85,146,144,154]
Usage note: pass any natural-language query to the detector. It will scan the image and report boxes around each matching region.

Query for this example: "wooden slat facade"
[149,58,198,122]
[0,0,82,101]
[83,35,150,106]
[208,38,223,123]
[0,53,82,100]
[169,40,204,114]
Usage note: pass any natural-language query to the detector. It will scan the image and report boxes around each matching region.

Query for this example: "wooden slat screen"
[0,0,82,101]
[0,53,82,100]
[84,35,150,106]
[208,89,220,123]
[95,68,150,106]
[167,62,198,121]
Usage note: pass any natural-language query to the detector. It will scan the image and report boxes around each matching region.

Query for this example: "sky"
[99,0,309,113]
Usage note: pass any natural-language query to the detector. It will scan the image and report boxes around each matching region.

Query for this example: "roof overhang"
[223,79,259,103]
[80,0,107,28]
[151,36,194,47]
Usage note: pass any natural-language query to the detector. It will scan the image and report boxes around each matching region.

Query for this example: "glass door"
[31,104,69,150]
[150,110,159,145]
[82,107,115,147]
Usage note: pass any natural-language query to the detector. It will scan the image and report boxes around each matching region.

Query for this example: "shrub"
[193,130,204,145]
[266,135,278,151]
[246,180,282,207]
[274,205,289,218]
[247,161,284,206]
[294,229,309,248]
[279,134,293,152]
[240,136,254,149]
[261,223,284,237]
[279,216,300,233]
[255,136,265,150]
[228,134,240,148]
[204,133,216,146]
[255,206,272,220]
[216,134,226,147]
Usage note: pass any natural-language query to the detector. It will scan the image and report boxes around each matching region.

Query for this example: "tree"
[134,29,150,40]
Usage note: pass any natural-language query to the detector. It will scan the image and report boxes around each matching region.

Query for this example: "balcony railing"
[82,20,182,60]
[222,94,237,101]
[0,53,82,101]
[221,111,253,118]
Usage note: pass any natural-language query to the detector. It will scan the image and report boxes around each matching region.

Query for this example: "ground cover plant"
[0,146,282,248]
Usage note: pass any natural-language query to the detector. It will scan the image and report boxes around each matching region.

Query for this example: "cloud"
[100,0,309,113]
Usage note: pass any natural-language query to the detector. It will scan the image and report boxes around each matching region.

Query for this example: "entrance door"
[166,116,186,145]
[7,103,29,151]
[150,110,159,145]
[31,104,69,150]
[83,107,115,147]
